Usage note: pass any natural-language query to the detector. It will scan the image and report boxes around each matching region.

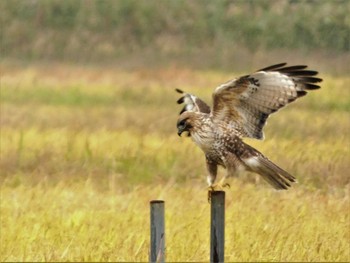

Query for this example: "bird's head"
[177,112,194,137]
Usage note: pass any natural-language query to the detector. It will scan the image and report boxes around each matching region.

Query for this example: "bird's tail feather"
[244,155,296,190]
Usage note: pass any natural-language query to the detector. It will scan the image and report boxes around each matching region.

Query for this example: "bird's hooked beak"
[177,118,192,137]
[177,126,185,137]
[177,126,186,137]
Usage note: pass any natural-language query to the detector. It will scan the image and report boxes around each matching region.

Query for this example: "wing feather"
[176,88,211,114]
[257,62,287,71]
[211,63,322,139]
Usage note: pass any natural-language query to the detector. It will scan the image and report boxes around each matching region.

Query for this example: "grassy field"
[1,63,349,262]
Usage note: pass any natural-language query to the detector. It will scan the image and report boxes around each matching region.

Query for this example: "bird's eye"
[177,118,189,129]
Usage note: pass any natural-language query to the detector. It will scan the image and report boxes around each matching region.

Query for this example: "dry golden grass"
[1,63,349,261]
[1,181,349,262]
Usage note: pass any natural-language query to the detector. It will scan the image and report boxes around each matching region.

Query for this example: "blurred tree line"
[1,0,349,64]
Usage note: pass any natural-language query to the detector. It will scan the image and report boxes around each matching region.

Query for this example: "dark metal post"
[150,200,165,263]
[210,191,225,263]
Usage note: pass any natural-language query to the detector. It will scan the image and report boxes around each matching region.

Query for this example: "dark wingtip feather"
[179,108,186,115]
[177,96,185,104]
[288,97,298,103]
[304,83,321,90]
[296,77,323,83]
[285,70,319,76]
[175,88,184,94]
[259,65,322,87]
[258,63,287,72]
[297,90,307,97]
[278,65,308,71]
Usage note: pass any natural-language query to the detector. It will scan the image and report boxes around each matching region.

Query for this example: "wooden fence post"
[150,200,165,263]
[210,191,225,263]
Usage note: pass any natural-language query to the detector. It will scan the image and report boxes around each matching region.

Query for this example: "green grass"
[1,64,349,261]
[2,0,349,64]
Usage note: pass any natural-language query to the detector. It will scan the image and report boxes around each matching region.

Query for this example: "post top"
[210,191,225,196]
[150,200,165,204]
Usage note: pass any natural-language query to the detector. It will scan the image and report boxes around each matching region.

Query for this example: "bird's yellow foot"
[222,183,231,188]
[207,183,230,202]
[208,183,230,191]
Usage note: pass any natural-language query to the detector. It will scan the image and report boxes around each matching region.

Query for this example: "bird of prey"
[176,63,322,194]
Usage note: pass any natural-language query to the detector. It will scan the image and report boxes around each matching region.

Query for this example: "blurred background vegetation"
[1,0,349,72]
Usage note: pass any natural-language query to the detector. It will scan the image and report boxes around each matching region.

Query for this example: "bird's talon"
[207,186,215,203]
[222,183,231,189]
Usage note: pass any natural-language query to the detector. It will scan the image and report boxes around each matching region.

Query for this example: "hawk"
[176,63,322,193]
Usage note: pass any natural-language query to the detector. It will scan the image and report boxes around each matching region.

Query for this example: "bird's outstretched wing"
[176,88,211,114]
[211,63,322,139]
